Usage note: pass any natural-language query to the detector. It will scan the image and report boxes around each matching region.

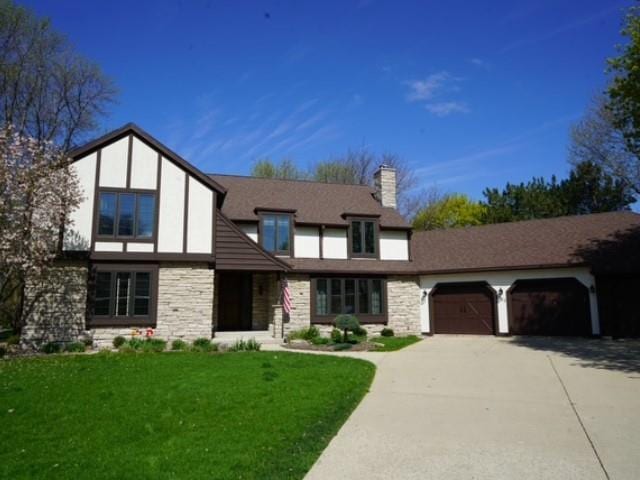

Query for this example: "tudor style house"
[21,123,640,345]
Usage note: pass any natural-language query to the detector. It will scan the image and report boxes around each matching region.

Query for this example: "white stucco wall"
[239,223,258,243]
[98,136,128,188]
[294,226,320,258]
[129,137,157,189]
[379,230,410,260]
[157,157,185,253]
[94,241,123,252]
[64,152,96,251]
[322,228,348,259]
[419,266,599,335]
[186,177,213,254]
[126,242,154,252]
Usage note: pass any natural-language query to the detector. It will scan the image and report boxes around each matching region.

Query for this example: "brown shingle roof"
[286,258,416,275]
[411,211,640,274]
[209,174,410,228]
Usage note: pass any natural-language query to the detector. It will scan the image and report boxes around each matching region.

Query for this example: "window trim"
[258,212,294,257]
[87,263,158,327]
[310,276,388,324]
[95,188,157,243]
[347,217,379,259]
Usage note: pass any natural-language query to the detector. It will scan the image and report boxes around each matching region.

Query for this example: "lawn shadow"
[507,336,640,375]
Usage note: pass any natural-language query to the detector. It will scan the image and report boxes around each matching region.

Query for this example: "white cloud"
[469,58,491,69]
[424,101,470,117]
[405,71,452,102]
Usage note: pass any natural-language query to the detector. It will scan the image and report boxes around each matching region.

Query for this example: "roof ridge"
[208,172,375,188]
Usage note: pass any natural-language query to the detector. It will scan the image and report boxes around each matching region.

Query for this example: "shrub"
[310,336,329,345]
[64,342,86,353]
[330,328,343,343]
[112,336,126,348]
[245,338,261,351]
[82,338,94,347]
[352,325,367,338]
[127,338,145,350]
[230,338,261,352]
[192,337,213,352]
[288,326,320,341]
[6,334,20,346]
[0,346,6,358]
[380,327,394,337]
[171,339,188,351]
[334,314,360,343]
[142,338,167,353]
[42,342,62,354]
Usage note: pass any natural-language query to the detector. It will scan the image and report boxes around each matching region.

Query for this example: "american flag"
[282,277,292,314]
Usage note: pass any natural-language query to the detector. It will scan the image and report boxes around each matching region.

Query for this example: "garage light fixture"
[497,288,504,298]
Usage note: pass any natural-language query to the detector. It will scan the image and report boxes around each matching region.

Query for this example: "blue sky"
[25,0,633,200]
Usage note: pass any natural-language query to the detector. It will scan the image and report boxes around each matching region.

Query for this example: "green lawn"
[0,351,375,479]
[372,335,422,351]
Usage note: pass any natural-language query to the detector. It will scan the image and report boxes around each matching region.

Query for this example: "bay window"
[312,277,386,323]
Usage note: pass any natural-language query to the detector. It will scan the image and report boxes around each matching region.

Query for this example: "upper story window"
[349,218,377,258]
[260,213,292,256]
[98,191,156,240]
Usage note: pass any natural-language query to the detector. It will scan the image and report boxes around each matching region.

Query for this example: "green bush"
[192,337,213,352]
[380,327,394,337]
[310,336,329,345]
[41,342,62,354]
[171,339,188,351]
[6,334,20,346]
[352,325,367,338]
[142,338,167,353]
[229,338,261,352]
[330,328,343,343]
[112,336,126,348]
[127,338,145,350]
[0,346,6,358]
[64,342,86,353]
[288,326,320,341]
[334,314,360,343]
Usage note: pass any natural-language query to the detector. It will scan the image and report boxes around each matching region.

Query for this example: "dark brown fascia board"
[254,207,297,215]
[341,212,381,219]
[218,211,290,271]
[414,262,588,276]
[68,123,227,205]
[289,267,417,275]
[90,252,216,262]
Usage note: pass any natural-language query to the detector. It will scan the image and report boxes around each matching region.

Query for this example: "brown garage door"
[432,283,495,334]
[509,278,591,336]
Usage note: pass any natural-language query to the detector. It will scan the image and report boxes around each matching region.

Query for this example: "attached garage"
[431,283,496,334]
[508,278,591,336]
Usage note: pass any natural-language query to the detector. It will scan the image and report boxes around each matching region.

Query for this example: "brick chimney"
[373,164,397,209]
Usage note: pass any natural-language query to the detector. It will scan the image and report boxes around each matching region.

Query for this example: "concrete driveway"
[305,336,640,480]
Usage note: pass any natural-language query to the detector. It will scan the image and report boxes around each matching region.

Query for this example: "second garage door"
[508,278,591,335]
[432,283,496,334]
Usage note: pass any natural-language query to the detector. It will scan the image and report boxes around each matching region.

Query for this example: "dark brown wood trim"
[153,153,162,254]
[183,174,189,254]
[68,123,227,200]
[257,211,294,257]
[254,207,297,215]
[346,216,379,259]
[86,263,159,329]
[341,212,381,219]
[407,230,413,261]
[310,276,388,325]
[90,252,215,262]
[126,134,133,189]
[211,193,216,257]
[93,189,158,243]
[415,262,589,276]
[90,150,102,252]
[319,225,324,259]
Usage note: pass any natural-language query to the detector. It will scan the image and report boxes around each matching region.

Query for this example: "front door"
[217,272,253,331]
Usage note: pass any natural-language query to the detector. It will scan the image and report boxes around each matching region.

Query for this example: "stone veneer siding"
[252,273,278,330]
[22,260,90,345]
[284,274,311,335]
[91,263,214,347]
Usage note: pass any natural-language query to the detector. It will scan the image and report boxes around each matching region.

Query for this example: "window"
[312,277,387,324]
[89,266,156,326]
[350,219,377,257]
[260,213,291,255]
[97,191,156,239]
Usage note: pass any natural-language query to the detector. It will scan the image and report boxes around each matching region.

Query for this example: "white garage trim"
[419,266,599,336]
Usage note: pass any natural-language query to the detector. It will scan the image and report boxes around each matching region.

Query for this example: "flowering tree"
[0,126,81,332]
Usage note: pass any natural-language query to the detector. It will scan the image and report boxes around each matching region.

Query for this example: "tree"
[570,96,639,196]
[251,158,306,180]
[608,5,640,159]
[563,161,635,214]
[481,162,634,224]
[0,0,116,152]
[0,126,81,332]
[412,191,486,230]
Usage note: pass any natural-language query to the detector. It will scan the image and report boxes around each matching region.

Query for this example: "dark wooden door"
[217,272,252,331]
[509,278,591,335]
[432,284,495,334]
